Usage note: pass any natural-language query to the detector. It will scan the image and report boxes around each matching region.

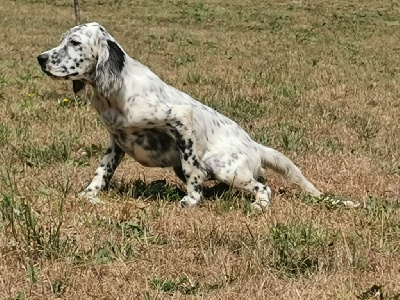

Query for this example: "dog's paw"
[88,197,102,204]
[79,189,101,204]
[79,189,97,198]
[179,196,198,208]
[252,187,271,210]
[251,200,270,211]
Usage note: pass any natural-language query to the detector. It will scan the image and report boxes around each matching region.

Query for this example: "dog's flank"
[37,22,321,209]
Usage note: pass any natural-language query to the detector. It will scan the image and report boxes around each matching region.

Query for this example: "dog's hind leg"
[168,106,207,208]
[79,135,125,200]
[204,150,272,209]
[216,170,272,210]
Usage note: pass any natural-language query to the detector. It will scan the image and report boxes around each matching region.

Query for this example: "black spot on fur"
[135,133,145,145]
[105,39,125,73]
[117,130,127,141]
[173,166,186,182]
[192,158,200,168]
[114,144,125,160]
[194,185,202,193]
[144,129,173,152]
[96,39,126,95]
[187,139,193,148]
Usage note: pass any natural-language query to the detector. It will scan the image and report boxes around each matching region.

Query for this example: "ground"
[0,0,399,299]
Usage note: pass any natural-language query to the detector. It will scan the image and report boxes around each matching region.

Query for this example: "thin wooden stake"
[73,0,81,25]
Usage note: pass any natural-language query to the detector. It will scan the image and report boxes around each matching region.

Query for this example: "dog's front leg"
[79,135,125,201]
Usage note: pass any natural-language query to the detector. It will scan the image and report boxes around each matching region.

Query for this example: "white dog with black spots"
[37,22,322,209]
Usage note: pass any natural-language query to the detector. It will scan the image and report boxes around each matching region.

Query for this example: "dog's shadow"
[110,179,242,202]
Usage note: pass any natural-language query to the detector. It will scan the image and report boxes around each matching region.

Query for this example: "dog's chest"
[91,96,181,168]
[113,128,181,167]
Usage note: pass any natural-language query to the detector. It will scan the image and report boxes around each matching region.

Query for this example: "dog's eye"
[70,40,81,46]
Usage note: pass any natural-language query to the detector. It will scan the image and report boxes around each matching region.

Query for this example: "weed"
[0,74,10,85]
[14,292,25,300]
[186,72,221,86]
[149,276,191,294]
[363,196,393,218]
[216,189,254,215]
[271,83,299,99]
[16,142,70,168]
[94,247,114,264]
[205,94,265,123]
[351,115,379,141]
[182,1,214,24]
[301,194,359,209]
[277,123,307,152]
[68,143,104,166]
[168,30,199,46]
[269,220,332,276]
[0,169,75,261]
[323,138,342,153]
[0,193,74,259]
[174,53,196,67]
[357,285,400,300]
[117,221,146,239]
[0,123,9,147]
[57,96,87,108]
[27,265,39,284]
[51,279,65,296]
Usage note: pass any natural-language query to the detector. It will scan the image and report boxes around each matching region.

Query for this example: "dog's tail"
[257,143,321,196]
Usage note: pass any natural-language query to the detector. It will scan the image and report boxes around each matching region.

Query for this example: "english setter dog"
[37,22,321,209]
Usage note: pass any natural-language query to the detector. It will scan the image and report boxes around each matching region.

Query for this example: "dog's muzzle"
[37,53,59,77]
[37,53,54,76]
[37,53,48,69]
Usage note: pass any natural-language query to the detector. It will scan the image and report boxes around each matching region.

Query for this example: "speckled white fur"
[37,22,321,209]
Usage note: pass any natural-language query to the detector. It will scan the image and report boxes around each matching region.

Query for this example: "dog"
[37,22,322,209]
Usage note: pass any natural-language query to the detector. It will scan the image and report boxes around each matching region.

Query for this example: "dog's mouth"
[41,68,79,80]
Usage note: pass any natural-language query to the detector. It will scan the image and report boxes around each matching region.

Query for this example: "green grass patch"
[269,220,333,276]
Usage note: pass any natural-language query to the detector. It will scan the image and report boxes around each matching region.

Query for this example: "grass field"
[0,0,399,299]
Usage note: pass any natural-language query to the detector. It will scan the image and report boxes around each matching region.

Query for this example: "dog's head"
[37,22,125,95]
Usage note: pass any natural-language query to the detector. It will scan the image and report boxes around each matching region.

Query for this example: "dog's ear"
[95,39,125,96]
[72,80,85,94]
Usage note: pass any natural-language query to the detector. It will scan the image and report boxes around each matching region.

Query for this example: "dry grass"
[0,0,399,299]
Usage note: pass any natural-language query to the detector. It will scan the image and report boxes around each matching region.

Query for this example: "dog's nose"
[37,54,49,67]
